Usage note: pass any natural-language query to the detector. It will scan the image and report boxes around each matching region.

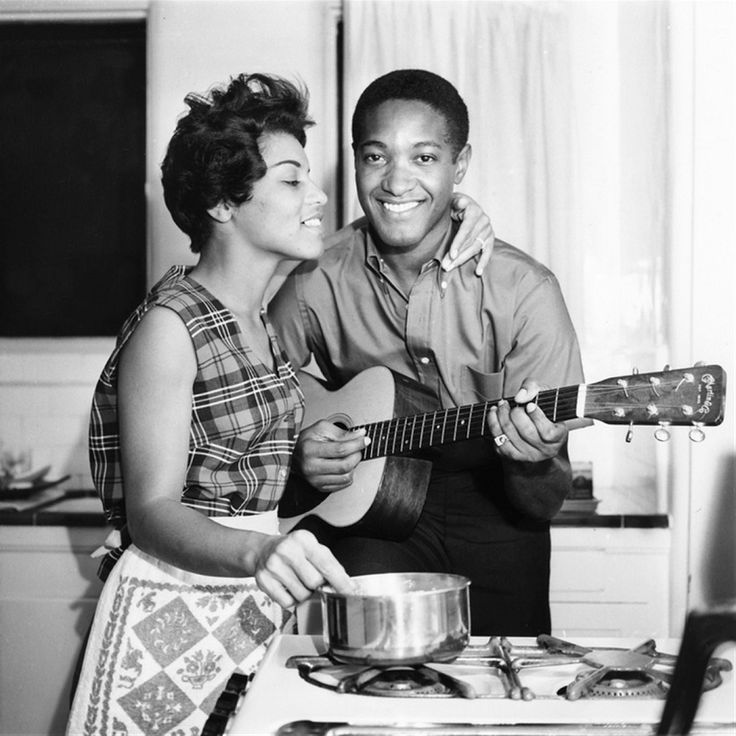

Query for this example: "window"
[0,21,146,336]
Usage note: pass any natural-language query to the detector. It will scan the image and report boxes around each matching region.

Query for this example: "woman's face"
[233,131,327,261]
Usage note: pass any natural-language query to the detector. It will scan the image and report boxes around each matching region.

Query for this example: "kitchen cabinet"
[550,526,670,639]
[0,525,106,736]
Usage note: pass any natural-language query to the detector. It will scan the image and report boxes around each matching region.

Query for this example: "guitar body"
[278,367,435,540]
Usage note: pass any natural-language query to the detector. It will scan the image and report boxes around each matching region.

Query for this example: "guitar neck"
[360,385,582,460]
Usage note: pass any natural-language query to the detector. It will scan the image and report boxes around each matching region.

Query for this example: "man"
[269,69,585,635]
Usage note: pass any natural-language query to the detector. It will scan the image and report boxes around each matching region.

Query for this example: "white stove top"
[225,635,735,735]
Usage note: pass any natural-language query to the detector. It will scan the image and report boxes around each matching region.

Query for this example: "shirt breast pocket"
[464,366,504,403]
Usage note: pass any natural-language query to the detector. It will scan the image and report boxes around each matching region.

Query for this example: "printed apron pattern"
[68,546,290,735]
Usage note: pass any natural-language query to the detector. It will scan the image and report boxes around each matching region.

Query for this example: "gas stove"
[218,634,735,735]
[284,635,730,701]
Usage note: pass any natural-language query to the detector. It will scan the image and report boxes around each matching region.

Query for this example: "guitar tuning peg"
[693,360,706,367]
[632,367,640,375]
[654,424,671,442]
[663,363,671,371]
[625,422,634,443]
[689,423,706,443]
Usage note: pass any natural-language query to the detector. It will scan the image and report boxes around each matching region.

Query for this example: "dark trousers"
[322,467,551,637]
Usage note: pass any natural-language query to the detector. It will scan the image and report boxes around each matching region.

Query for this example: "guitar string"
[359,382,702,459]
[363,390,645,455]
[363,395,690,441]
[364,383,698,437]
[363,388,580,458]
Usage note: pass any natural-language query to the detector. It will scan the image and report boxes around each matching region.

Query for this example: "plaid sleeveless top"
[89,265,304,579]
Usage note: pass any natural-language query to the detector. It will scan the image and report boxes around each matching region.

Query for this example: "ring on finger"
[475,236,487,252]
[493,433,509,448]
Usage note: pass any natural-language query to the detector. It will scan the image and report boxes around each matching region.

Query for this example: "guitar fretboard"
[358,385,581,459]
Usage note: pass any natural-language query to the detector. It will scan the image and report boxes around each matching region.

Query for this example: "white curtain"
[342,0,674,510]
[342,0,572,272]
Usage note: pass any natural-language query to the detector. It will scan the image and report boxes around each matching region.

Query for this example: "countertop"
[0,488,669,528]
[0,488,109,527]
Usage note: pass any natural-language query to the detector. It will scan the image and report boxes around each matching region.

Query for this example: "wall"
[0,340,114,488]
[666,0,736,625]
[146,0,341,283]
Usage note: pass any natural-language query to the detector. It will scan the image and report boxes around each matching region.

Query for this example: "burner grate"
[537,634,732,700]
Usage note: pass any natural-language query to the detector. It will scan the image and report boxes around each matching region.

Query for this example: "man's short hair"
[161,73,313,253]
[351,69,469,159]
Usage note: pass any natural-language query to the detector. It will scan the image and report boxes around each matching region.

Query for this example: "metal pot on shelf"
[319,572,470,666]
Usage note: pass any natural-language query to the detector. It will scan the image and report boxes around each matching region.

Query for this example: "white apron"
[67,513,290,736]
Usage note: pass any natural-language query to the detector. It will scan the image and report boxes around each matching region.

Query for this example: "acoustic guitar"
[277,364,726,539]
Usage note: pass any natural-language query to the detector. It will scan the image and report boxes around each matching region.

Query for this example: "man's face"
[354,99,470,254]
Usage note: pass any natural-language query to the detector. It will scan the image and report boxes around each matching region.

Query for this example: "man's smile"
[379,200,422,214]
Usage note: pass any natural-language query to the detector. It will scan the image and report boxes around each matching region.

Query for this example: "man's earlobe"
[454,144,472,185]
[207,201,233,223]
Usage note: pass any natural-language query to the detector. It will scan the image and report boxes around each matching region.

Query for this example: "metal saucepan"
[319,572,470,665]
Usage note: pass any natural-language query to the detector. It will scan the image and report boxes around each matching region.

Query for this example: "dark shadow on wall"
[700,451,736,604]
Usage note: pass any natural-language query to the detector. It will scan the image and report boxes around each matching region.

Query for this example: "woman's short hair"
[351,69,469,160]
[161,73,313,253]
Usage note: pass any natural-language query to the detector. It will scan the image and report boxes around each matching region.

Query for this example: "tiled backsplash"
[0,339,114,488]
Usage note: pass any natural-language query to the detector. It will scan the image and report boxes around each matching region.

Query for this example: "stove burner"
[538,634,732,701]
[287,658,468,698]
[359,667,454,697]
[557,669,669,698]
[590,670,669,698]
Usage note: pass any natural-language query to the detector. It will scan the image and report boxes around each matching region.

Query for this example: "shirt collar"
[364,218,459,277]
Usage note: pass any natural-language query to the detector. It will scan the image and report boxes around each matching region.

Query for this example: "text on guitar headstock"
[582,363,726,443]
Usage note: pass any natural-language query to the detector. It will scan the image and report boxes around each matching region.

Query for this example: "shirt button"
[420,357,430,365]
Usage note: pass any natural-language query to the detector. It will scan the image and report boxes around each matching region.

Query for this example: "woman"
[69,72,491,735]
[69,73,356,736]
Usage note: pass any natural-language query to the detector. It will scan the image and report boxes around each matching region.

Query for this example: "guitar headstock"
[584,364,726,437]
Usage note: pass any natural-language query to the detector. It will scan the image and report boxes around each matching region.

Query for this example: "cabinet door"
[0,527,105,736]
[550,527,670,638]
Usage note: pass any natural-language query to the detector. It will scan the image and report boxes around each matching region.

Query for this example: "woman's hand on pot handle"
[250,528,355,608]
